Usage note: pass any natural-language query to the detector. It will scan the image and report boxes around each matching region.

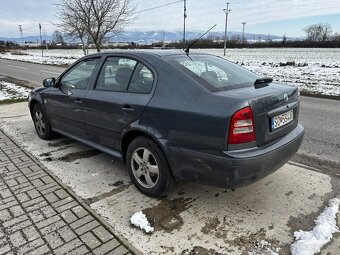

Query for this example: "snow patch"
[0,81,31,101]
[1,48,340,96]
[291,197,340,255]
[130,211,154,233]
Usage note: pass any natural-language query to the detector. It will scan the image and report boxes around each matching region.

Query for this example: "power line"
[138,0,183,13]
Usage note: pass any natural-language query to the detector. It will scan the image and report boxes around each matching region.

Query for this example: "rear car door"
[44,58,100,138]
[84,56,155,150]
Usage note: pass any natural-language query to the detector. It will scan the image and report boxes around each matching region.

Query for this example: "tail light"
[228,107,256,144]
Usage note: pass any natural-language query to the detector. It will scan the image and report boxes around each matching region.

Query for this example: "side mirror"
[43,77,56,87]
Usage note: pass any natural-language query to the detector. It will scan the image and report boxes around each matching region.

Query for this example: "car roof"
[84,49,212,58]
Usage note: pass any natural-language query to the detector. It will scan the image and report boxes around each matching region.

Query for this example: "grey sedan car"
[28,51,304,197]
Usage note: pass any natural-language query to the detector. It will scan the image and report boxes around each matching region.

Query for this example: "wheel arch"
[29,99,41,116]
[120,129,171,167]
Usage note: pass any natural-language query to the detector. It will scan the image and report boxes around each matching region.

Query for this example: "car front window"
[167,55,260,92]
[60,59,100,89]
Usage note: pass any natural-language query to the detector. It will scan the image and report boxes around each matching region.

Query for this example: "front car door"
[84,56,155,150]
[44,58,101,138]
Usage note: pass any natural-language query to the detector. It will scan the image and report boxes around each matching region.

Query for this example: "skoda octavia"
[28,51,304,197]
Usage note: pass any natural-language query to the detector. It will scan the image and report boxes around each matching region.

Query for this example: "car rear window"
[166,55,260,92]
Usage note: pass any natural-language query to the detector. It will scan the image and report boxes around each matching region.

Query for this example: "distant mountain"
[0,35,53,44]
[112,31,286,44]
[0,31,298,45]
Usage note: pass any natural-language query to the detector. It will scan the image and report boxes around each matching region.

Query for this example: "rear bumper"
[168,124,304,188]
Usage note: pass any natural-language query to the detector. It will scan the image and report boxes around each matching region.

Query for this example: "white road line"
[40,70,61,75]
[8,65,27,70]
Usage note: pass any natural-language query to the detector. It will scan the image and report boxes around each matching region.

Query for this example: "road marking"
[8,65,27,70]
[40,70,61,75]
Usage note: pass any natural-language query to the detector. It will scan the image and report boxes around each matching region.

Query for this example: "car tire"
[126,137,173,197]
[32,104,54,140]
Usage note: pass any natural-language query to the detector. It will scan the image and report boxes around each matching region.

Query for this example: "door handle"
[74,99,83,105]
[122,104,135,112]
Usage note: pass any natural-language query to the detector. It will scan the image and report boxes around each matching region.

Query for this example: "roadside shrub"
[279,61,295,67]
[11,51,29,56]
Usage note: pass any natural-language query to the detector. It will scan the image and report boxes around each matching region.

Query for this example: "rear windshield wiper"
[254,77,273,88]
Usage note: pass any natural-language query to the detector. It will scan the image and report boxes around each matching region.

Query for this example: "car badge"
[283,93,288,102]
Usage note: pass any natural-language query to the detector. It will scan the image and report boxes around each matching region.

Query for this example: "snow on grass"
[1,48,340,96]
[290,197,340,255]
[130,211,154,233]
[194,48,340,97]
[0,52,76,66]
[0,81,31,101]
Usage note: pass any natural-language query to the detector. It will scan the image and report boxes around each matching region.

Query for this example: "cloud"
[131,0,340,32]
[0,0,339,37]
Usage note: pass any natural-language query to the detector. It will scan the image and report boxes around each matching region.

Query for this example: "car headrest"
[115,67,133,86]
[200,71,218,84]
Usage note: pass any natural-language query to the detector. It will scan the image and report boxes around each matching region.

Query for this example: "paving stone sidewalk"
[0,130,134,255]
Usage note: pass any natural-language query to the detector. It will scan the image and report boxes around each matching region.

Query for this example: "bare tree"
[303,23,332,41]
[52,30,64,45]
[55,0,135,53]
[333,33,340,41]
[54,5,90,55]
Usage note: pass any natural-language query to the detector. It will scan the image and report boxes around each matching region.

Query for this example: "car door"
[84,56,155,150]
[44,58,100,138]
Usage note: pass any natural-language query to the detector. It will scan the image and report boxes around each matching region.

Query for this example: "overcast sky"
[0,0,340,38]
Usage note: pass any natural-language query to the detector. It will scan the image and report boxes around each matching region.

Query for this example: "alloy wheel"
[34,110,46,136]
[131,147,159,189]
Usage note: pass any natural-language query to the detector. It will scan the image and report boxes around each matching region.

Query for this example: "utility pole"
[18,25,23,46]
[223,2,231,56]
[162,31,165,48]
[39,23,43,57]
[242,22,246,46]
[44,30,48,50]
[183,0,187,49]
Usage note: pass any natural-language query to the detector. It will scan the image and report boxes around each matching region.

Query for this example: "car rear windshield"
[166,55,260,92]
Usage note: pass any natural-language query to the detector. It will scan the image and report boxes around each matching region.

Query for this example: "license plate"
[271,110,294,130]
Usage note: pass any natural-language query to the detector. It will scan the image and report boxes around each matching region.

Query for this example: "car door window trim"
[93,55,156,95]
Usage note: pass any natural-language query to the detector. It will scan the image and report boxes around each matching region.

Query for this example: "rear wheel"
[126,137,173,197]
[32,104,54,140]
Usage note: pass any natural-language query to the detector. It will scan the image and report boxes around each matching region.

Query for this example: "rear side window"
[96,57,154,94]
[128,63,154,94]
[166,55,260,92]
[60,58,100,89]
[96,57,137,92]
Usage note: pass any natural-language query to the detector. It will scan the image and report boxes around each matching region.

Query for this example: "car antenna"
[185,24,217,56]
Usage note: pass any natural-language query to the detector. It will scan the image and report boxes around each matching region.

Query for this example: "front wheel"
[126,137,173,197]
[32,104,54,140]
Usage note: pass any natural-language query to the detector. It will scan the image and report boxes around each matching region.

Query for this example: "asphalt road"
[0,58,339,173]
[0,58,65,86]
[292,96,340,174]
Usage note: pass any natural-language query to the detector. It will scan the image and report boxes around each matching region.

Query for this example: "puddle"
[109,180,124,187]
[57,150,102,162]
[39,145,74,157]
[182,246,224,255]
[48,139,76,147]
[83,183,131,205]
[201,216,221,234]
[143,197,193,232]
[230,228,280,254]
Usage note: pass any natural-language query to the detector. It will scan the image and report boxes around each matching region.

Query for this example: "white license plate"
[272,110,294,130]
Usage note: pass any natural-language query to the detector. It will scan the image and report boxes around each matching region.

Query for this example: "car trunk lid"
[214,83,300,147]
